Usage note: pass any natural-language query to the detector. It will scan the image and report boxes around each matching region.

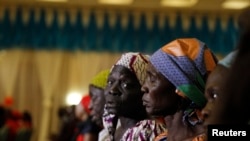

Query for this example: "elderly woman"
[104,52,166,141]
[141,38,217,141]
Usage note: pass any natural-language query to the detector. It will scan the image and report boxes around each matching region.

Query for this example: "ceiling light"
[65,91,82,105]
[98,0,133,5]
[161,0,198,7]
[222,0,250,9]
[37,0,67,2]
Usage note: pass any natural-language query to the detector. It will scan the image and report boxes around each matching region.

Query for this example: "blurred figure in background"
[72,94,100,141]
[56,105,78,141]
[0,105,6,128]
[15,110,33,141]
[20,111,32,129]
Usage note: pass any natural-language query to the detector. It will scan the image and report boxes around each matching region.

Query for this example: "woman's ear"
[175,89,186,98]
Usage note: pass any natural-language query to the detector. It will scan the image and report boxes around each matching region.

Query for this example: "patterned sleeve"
[121,119,167,141]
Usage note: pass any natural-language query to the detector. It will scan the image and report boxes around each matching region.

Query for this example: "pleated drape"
[0,49,21,98]
[0,7,239,55]
[35,51,63,141]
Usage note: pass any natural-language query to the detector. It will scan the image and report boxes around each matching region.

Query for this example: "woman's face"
[141,62,180,117]
[202,65,229,125]
[104,65,144,117]
[89,85,105,127]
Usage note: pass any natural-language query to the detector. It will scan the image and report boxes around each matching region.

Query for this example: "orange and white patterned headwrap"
[111,52,149,85]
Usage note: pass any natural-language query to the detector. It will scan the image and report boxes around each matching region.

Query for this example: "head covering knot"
[150,38,217,107]
[112,52,149,85]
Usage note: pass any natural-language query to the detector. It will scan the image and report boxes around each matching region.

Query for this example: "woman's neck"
[119,116,139,129]
[113,116,142,141]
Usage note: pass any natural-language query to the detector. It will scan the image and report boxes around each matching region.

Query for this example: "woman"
[204,6,250,126]
[207,14,250,125]
[88,69,112,141]
[104,52,166,141]
[73,95,100,141]
[141,38,217,141]
[202,51,237,125]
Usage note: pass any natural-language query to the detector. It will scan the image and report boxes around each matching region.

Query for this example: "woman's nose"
[108,82,120,96]
[201,108,211,120]
[141,81,149,94]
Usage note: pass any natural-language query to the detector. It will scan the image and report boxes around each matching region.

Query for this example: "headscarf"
[218,50,238,68]
[90,69,110,89]
[150,38,217,108]
[79,95,91,115]
[111,52,149,85]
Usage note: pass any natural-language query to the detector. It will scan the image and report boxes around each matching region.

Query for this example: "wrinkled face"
[202,65,229,125]
[141,62,180,117]
[89,85,105,127]
[105,65,143,117]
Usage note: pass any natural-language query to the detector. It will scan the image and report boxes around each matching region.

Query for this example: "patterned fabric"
[90,69,110,89]
[150,38,217,108]
[218,50,238,68]
[154,132,168,141]
[98,117,121,141]
[121,118,167,141]
[102,105,119,141]
[154,132,206,141]
[112,52,149,85]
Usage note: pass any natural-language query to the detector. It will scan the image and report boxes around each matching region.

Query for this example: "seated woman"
[88,69,112,141]
[104,52,166,141]
[73,95,100,141]
[141,38,217,141]
[202,50,237,126]
[207,16,250,125]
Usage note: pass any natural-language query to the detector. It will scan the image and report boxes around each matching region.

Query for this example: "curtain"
[35,50,63,141]
[0,49,21,99]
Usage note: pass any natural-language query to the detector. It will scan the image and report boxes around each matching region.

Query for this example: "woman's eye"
[209,91,218,100]
[149,75,156,83]
[213,93,218,99]
[121,82,128,88]
[107,80,112,86]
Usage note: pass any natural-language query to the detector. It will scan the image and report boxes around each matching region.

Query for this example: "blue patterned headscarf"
[150,38,217,108]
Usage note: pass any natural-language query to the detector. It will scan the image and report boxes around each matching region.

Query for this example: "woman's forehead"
[110,65,134,77]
